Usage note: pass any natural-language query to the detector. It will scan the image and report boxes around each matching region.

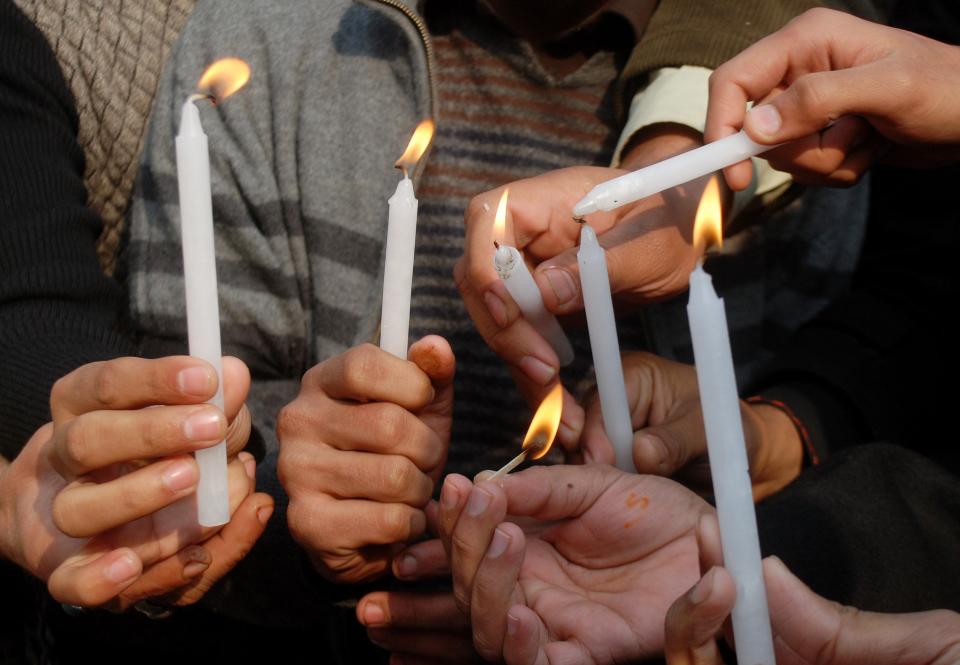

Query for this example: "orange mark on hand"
[625,493,650,509]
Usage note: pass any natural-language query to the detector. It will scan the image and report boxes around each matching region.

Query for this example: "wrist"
[743,402,804,501]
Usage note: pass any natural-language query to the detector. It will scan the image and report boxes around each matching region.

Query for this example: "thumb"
[634,405,707,478]
[408,335,456,449]
[744,62,892,144]
[664,566,737,664]
[222,356,252,456]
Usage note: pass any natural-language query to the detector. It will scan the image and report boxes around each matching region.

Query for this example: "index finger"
[51,357,218,422]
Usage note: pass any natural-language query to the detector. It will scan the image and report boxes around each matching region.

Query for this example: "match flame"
[197,58,251,103]
[521,384,563,460]
[493,189,509,245]
[692,176,723,253]
[395,119,435,175]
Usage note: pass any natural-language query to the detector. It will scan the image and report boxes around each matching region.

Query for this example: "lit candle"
[176,58,250,527]
[573,130,784,216]
[380,120,434,359]
[687,177,775,664]
[577,224,634,471]
[492,190,574,366]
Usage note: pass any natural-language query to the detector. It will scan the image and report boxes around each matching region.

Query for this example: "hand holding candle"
[176,57,250,527]
[380,120,434,359]
[686,177,775,664]
[492,190,574,367]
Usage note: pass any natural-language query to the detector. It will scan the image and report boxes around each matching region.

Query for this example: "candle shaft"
[577,225,634,471]
[380,176,418,358]
[687,263,775,665]
[494,246,574,366]
[574,131,782,216]
[176,100,229,527]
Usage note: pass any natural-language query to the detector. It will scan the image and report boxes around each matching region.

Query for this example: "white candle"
[577,225,634,471]
[574,130,783,216]
[687,262,775,665]
[380,174,418,358]
[493,244,574,367]
[176,98,229,527]
[380,121,433,359]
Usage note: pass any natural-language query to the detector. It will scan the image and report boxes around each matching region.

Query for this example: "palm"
[512,474,711,662]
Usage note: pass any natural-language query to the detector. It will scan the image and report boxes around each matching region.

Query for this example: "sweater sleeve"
[0,0,135,461]
[616,0,894,111]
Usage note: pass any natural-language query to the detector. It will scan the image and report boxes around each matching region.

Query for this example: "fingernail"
[362,602,386,626]
[690,567,717,605]
[104,552,140,584]
[749,104,782,137]
[484,290,509,328]
[519,356,556,386]
[183,560,209,578]
[396,554,417,578]
[465,486,492,517]
[183,409,223,441]
[487,527,511,558]
[177,366,215,397]
[506,611,520,636]
[241,453,256,481]
[637,435,668,473]
[162,459,198,492]
[440,477,460,510]
[542,268,577,307]
[257,504,274,525]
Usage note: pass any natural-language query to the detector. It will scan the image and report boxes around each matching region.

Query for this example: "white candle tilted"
[493,245,574,367]
[176,99,229,527]
[574,130,781,216]
[380,175,418,358]
[687,263,775,665]
[577,225,634,471]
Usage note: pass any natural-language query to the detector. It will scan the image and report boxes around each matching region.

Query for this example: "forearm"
[0,2,134,459]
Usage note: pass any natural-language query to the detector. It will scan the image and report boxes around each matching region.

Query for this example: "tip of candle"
[188,92,217,105]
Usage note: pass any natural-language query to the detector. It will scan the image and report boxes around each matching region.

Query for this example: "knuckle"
[286,501,321,550]
[276,402,309,443]
[452,585,472,615]
[378,504,412,542]
[793,76,827,117]
[60,420,93,472]
[341,345,380,396]
[92,362,124,407]
[374,403,410,449]
[51,494,79,536]
[381,457,419,498]
[473,634,500,662]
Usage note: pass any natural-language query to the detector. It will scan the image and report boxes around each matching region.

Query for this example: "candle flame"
[692,176,723,253]
[521,384,563,460]
[493,189,509,246]
[395,119,435,175]
[197,58,251,103]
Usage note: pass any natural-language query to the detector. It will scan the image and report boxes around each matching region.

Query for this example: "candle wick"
[189,92,217,106]
[493,240,501,250]
[572,216,586,224]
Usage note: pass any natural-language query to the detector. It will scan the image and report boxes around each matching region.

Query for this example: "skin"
[277,336,455,584]
[0,356,273,609]
[582,352,804,501]
[666,515,960,665]
[706,8,960,190]
[365,465,712,664]
[456,128,718,457]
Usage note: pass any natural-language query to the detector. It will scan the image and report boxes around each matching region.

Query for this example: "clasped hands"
[0,355,273,609]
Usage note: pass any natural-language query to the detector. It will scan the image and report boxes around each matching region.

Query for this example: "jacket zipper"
[368,0,438,184]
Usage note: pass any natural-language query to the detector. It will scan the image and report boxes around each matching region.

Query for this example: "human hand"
[665,514,960,664]
[0,356,268,609]
[582,352,803,501]
[402,464,711,663]
[707,8,960,190]
[456,128,716,457]
[278,336,455,584]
